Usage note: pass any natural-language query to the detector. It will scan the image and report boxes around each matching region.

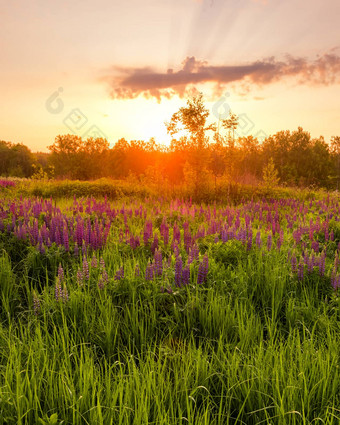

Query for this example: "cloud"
[101,52,340,101]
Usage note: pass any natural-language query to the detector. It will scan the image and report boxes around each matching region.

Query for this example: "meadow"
[0,179,339,424]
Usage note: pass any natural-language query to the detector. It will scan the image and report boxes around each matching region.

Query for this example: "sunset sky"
[1,0,340,152]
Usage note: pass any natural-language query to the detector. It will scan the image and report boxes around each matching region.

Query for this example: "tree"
[48,134,109,179]
[48,134,83,178]
[222,111,239,146]
[263,158,280,188]
[165,93,215,149]
[165,93,216,193]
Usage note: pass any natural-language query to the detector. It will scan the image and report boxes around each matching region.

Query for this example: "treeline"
[0,140,51,178]
[47,128,340,189]
[2,93,340,189]
[2,129,340,189]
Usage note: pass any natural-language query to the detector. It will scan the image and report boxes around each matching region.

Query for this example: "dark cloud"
[101,53,340,101]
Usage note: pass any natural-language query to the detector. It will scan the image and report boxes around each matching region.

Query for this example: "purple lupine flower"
[291,254,297,273]
[58,264,64,283]
[98,276,105,290]
[307,255,314,273]
[91,254,98,268]
[293,230,302,244]
[325,227,329,241]
[143,220,153,245]
[114,266,124,281]
[267,234,272,251]
[197,254,209,285]
[247,229,253,251]
[102,268,109,284]
[63,228,69,251]
[77,269,84,286]
[38,243,46,255]
[298,260,304,281]
[276,230,284,251]
[311,240,319,253]
[319,252,326,277]
[255,231,261,248]
[197,262,205,285]
[188,244,199,264]
[100,257,106,269]
[182,264,190,286]
[160,219,169,245]
[145,262,155,281]
[151,234,159,254]
[154,249,163,276]
[175,256,183,287]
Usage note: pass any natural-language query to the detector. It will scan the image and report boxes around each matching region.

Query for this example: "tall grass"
[0,194,339,424]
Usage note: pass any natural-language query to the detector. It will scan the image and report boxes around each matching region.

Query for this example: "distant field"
[0,184,339,424]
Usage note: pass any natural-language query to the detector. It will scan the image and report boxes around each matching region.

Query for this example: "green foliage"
[262,157,280,188]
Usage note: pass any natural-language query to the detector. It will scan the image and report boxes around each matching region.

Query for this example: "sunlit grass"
[0,191,339,424]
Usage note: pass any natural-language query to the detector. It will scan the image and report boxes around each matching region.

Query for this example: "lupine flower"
[151,234,159,254]
[55,278,62,301]
[98,276,105,289]
[82,257,89,280]
[58,264,64,282]
[311,240,319,253]
[319,252,326,277]
[255,231,261,248]
[145,262,155,281]
[267,234,272,251]
[114,266,124,281]
[247,229,253,251]
[298,260,304,281]
[307,255,314,273]
[77,269,84,286]
[160,219,169,245]
[91,254,98,268]
[182,264,190,286]
[197,254,209,285]
[154,249,163,276]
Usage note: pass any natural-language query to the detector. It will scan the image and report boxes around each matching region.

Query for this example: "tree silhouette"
[165,93,216,194]
[222,111,239,146]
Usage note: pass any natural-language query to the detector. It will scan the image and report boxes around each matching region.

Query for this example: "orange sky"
[1,0,339,152]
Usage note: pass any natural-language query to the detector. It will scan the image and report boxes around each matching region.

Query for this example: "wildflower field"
[0,184,339,424]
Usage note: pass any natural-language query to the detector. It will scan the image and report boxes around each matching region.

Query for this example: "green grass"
[0,195,339,424]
